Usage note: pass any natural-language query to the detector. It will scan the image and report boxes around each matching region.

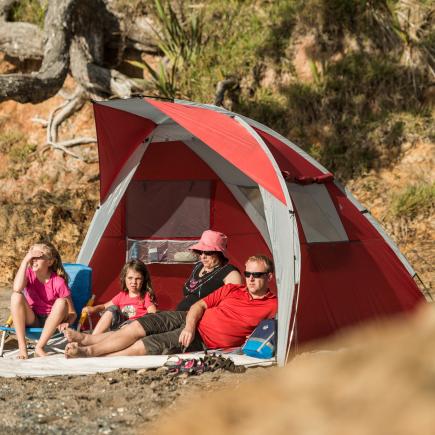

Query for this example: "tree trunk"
[0,0,147,103]
[0,0,74,103]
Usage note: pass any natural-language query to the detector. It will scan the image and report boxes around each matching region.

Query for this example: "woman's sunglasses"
[244,271,269,278]
[193,250,217,256]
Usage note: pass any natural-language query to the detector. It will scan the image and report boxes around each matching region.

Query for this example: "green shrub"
[390,183,435,218]
[0,131,26,153]
[123,0,431,183]
[10,0,47,28]
[9,142,37,164]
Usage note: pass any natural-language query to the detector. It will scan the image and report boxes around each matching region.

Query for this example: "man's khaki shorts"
[136,311,204,355]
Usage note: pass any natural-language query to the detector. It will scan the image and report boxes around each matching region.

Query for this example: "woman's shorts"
[34,313,48,327]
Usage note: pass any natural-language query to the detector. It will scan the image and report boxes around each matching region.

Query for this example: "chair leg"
[0,330,7,357]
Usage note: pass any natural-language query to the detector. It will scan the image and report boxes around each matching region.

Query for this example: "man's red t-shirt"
[197,284,277,349]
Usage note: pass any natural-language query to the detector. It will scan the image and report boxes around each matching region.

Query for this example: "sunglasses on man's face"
[244,271,269,279]
[194,250,217,256]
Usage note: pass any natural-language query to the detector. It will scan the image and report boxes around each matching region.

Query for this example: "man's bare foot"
[64,328,85,344]
[65,342,89,358]
[34,346,49,357]
[17,353,28,360]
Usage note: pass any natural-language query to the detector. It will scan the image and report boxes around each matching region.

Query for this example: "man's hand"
[180,300,207,350]
[179,326,195,349]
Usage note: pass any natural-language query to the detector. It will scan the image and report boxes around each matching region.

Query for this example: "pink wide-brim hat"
[189,230,228,258]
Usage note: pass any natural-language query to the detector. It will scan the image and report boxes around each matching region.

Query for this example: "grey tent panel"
[126,180,211,238]
[287,183,348,243]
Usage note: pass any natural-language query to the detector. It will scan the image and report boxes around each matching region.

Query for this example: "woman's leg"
[101,339,146,356]
[65,328,115,345]
[65,321,146,358]
[10,292,37,359]
[35,298,68,357]
[92,311,114,335]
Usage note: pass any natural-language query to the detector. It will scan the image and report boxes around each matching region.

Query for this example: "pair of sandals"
[164,352,246,375]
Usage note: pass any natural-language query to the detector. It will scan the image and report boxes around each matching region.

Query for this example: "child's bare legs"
[92,311,114,335]
[64,328,114,346]
[10,292,37,359]
[34,298,68,357]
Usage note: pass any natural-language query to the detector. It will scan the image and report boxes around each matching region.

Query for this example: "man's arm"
[178,300,207,349]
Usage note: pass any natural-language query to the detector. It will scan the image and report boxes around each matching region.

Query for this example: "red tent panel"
[146,99,287,203]
[326,183,383,241]
[89,140,274,310]
[256,129,324,179]
[94,103,156,202]
[135,141,218,180]
[296,241,424,343]
[89,237,127,306]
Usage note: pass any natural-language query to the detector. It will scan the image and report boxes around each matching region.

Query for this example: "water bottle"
[131,241,139,259]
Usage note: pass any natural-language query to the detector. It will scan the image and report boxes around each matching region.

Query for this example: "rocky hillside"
[0,76,99,284]
[0,0,433,294]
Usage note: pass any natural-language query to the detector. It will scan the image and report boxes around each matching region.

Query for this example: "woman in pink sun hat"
[176,230,243,311]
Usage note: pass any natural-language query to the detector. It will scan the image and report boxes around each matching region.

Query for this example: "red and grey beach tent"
[78,98,425,366]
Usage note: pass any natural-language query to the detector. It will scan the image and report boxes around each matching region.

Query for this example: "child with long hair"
[82,259,157,335]
[11,242,77,359]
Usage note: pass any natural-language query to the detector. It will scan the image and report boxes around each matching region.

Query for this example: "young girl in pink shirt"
[11,242,77,359]
[83,259,157,335]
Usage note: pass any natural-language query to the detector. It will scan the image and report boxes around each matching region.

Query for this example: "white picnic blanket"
[0,337,274,377]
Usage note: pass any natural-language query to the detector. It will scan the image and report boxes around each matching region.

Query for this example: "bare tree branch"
[214,78,239,107]
[51,137,96,148]
[47,85,87,143]
[0,0,16,19]
[0,0,75,103]
[0,22,43,60]
[125,16,160,54]
[69,40,141,98]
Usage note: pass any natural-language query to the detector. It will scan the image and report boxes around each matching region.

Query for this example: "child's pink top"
[25,268,71,315]
[111,291,154,320]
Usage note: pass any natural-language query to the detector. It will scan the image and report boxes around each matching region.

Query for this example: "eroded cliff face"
[0,77,99,286]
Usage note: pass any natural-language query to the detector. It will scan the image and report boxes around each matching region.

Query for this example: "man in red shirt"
[64,255,277,357]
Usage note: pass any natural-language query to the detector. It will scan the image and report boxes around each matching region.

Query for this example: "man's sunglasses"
[193,250,217,256]
[244,271,269,278]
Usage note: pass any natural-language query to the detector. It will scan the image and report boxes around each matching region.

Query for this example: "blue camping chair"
[0,263,92,357]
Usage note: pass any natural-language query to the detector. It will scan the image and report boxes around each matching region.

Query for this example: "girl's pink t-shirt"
[25,268,71,315]
[111,291,153,320]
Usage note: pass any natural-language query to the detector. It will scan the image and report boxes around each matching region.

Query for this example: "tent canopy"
[78,97,424,366]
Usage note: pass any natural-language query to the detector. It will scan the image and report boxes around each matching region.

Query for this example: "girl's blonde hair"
[120,259,156,304]
[33,242,69,284]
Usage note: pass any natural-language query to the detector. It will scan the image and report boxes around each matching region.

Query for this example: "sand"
[0,287,268,434]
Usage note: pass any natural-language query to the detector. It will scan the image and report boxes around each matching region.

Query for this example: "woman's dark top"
[176,262,239,311]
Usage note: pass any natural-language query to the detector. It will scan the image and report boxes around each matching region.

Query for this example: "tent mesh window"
[126,180,211,264]
[286,183,348,243]
[127,239,199,264]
